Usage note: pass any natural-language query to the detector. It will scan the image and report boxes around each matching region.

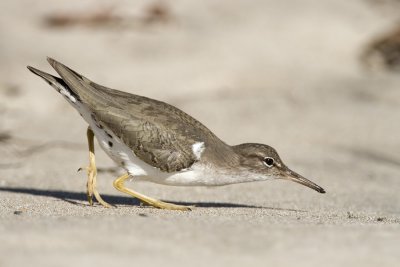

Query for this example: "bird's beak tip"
[317,187,326,194]
[284,169,326,194]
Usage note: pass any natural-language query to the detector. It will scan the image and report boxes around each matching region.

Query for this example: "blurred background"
[0,0,399,266]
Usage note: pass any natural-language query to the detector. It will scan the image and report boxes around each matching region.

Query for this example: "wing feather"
[94,104,198,172]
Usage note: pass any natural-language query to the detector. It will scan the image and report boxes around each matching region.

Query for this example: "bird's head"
[232,143,325,193]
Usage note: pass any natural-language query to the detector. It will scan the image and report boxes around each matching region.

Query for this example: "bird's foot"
[139,199,192,211]
[150,201,193,211]
[80,127,113,208]
[114,173,192,211]
[78,165,112,208]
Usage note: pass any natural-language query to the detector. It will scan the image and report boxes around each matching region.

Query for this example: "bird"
[27,58,325,211]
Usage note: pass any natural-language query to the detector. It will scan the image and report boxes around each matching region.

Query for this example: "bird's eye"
[263,157,274,167]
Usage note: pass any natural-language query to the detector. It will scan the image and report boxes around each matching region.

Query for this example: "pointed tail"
[27,65,79,103]
[45,57,104,106]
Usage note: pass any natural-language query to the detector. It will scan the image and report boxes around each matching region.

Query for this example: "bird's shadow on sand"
[0,186,305,212]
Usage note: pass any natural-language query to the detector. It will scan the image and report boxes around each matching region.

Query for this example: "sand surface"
[0,0,399,266]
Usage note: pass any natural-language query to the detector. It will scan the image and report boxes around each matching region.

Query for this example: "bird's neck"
[201,141,242,169]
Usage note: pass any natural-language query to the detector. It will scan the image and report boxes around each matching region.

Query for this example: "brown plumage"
[36,58,235,172]
[27,58,325,194]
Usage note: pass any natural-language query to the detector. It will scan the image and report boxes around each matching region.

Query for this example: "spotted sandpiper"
[27,58,325,210]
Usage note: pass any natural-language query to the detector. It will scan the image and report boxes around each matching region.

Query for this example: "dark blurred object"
[0,131,12,143]
[1,84,21,98]
[43,7,122,28]
[42,2,172,29]
[361,24,400,71]
[365,0,400,12]
[366,0,400,4]
[141,1,171,25]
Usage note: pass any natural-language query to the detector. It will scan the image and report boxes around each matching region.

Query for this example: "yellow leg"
[85,127,112,208]
[113,173,192,211]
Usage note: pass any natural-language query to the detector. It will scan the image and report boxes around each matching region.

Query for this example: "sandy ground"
[1,0,400,266]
